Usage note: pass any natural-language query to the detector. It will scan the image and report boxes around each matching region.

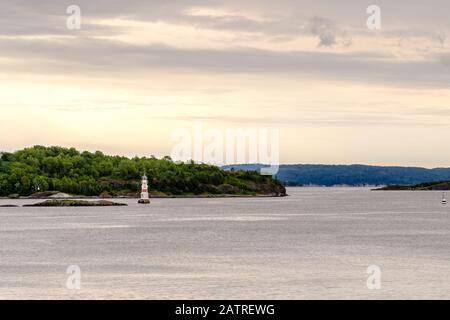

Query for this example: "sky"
[0,0,449,167]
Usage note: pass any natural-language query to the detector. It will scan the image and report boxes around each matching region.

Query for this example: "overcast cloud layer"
[1,1,449,166]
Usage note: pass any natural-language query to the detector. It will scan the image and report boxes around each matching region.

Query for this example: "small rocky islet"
[23,200,127,207]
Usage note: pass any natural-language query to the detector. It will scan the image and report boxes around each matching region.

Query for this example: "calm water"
[0,187,449,299]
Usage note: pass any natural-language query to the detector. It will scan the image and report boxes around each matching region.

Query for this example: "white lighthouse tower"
[138,174,150,204]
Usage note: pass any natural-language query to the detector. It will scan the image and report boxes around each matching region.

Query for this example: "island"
[0,146,286,198]
[374,181,450,191]
[24,200,127,207]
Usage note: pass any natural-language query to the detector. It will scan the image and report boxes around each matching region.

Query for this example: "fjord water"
[0,187,448,299]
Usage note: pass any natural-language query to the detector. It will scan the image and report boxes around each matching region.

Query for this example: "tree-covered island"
[0,146,286,198]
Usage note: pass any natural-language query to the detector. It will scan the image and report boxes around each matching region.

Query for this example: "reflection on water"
[0,187,449,299]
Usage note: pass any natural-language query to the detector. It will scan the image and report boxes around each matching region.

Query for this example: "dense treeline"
[0,146,285,197]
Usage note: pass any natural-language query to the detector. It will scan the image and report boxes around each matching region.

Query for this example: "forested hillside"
[0,146,286,197]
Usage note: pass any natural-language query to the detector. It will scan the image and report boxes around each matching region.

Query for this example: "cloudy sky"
[1,0,449,167]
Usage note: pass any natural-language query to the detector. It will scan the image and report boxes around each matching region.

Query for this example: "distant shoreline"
[224,164,450,187]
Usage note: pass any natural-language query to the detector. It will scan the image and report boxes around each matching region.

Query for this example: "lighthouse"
[138,174,150,204]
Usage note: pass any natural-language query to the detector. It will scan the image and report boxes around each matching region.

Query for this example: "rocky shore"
[374,181,450,191]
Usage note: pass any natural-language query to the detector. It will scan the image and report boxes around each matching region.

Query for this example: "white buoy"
[442,193,447,205]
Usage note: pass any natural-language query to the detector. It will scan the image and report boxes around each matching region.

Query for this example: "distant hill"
[222,164,450,186]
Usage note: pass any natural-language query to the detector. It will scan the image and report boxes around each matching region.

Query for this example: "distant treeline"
[0,146,285,197]
[223,164,450,186]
